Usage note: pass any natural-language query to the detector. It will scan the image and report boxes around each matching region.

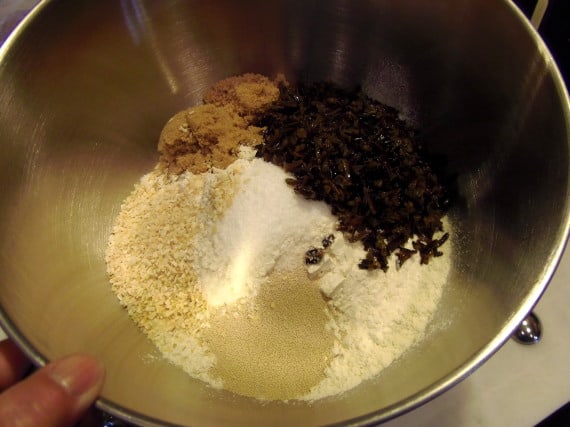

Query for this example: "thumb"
[0,354,105,427]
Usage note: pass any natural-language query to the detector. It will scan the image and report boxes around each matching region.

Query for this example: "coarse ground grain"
[202,267,335,400]
[105,168,222,386]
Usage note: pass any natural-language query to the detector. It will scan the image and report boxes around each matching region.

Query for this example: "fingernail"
[47,354,105,398]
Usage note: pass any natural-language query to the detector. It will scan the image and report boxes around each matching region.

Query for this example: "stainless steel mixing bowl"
[0,0,569,425]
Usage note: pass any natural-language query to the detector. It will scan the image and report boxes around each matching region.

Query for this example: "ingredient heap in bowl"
[106,73,452,401]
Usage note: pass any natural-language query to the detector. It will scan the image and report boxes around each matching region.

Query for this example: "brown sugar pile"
[203,73,282,119]
[158,73,280,174]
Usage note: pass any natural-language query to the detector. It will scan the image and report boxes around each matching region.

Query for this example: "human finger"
[0,353,105,427]
[0,339,31,391]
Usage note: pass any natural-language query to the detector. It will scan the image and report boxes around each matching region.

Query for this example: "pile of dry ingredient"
[106,73,452,401]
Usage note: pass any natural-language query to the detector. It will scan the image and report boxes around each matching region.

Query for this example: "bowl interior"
[0,0,568,425]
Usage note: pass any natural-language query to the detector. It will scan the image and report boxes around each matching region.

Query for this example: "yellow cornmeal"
[201,268,334,400]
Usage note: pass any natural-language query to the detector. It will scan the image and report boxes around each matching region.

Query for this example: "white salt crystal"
[194,158,337,307]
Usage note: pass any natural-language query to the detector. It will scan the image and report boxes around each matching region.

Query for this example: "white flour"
[303,233,450,399]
